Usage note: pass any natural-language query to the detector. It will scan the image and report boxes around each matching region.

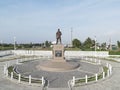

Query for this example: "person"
[56,29,62,44]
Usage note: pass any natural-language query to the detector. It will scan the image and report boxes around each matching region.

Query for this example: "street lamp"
[95,36,96,52]
[94,36,97,57]
[13,37,16,50]
[0,40,3,50]
[71,28,73,47]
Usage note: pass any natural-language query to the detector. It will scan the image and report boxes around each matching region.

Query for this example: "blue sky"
[0,0,120,44]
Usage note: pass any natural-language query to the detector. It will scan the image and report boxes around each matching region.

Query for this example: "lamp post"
[109,37,112,50]
[13,37,16,50]
[71,28,73,47]
[0,40,3,50]
[95,36,96,52]
[94,36,97,57]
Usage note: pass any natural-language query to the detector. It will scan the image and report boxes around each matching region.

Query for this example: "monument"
[56,29,62,44]
[36,29,80,72]
[53,29,65,62]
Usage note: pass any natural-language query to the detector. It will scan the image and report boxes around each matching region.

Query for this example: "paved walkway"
[16,60,100,88]
[0,63,42,90]
[74,61,120,90]
[0,59,120,90]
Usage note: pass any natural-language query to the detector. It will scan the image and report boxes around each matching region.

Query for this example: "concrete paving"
[0,58,120,90]
[0,63,42,90]
[74,61,120,90]
[15,60,101,88]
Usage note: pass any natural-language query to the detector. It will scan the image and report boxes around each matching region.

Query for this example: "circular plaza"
[13,58,102,88]
[0,50,116,90]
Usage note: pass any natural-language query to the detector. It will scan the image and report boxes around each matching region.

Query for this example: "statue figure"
[56,29,62,44]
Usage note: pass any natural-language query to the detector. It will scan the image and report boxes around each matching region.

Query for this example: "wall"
[0,50,13,57]
[12,50,109,57]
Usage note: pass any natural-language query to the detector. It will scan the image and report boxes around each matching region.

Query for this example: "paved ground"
[0,57,120,90]
[15,60,101,88]
[74,61,120,90]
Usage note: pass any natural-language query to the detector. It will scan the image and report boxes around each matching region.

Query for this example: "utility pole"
[14,37,16,50]
[0,40,3,50]
[95,36,96,52]
[109,37,112,50]
[94,36,97,57]
[71,28,73,47]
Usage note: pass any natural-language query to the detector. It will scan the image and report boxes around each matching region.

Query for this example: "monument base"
[36,61,80,72]
[36,44,80,72]
[52,44,65,62]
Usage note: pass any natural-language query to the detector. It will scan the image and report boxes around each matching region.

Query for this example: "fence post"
[11,72,13,80]
[4,65,7,75]
[103,72,105,79]
[18,74,21,83]
[109,64,112,75]
[42,76,44,86]
[29,75,31,85]
[95,74,98,81]
[72,76,75,86]
[4,64,8,77]
[85,75,88,84]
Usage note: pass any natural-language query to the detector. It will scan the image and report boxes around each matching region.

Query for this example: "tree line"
[0,41,52,50]
[0,37,120,51]
[72,37,119,51]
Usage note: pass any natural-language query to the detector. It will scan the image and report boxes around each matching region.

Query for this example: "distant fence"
[12,50,109,57]
[0,50,13,57]
[69,62,112,88]
[13,50,52,57]
[65,51,109,57]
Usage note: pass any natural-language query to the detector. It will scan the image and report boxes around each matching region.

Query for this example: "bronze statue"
[56,29,62,44]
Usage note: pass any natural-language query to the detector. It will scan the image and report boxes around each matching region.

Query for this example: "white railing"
[0,50,13,57]
[12,50,109,57]
[69,60,112,87]
[3,59,45,87]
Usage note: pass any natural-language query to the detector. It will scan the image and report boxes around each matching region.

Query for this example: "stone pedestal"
[52,44,65,62]
[36,44,80,72]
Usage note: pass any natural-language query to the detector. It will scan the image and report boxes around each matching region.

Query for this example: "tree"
[117,41,120,48]
[72,38,81,48]
[101,42,107,50]
[45,41,51,47]
[83,37,93,50]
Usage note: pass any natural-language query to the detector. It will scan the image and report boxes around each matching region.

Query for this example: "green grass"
[75,79,85,84]
[0,46,14,50]
[8,66,14,73]
[103,66,108,76]
[109,50,120,55]
[8,66,18,79]
[88,76,96,82]
[65,47,81,51]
